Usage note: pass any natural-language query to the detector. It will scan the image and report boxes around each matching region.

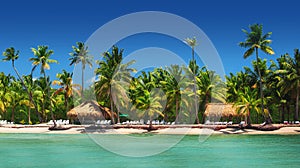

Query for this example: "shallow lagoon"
[0,133,299,168]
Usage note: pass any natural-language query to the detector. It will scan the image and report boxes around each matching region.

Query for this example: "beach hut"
[67,100,115,124]
[204,103,238,122]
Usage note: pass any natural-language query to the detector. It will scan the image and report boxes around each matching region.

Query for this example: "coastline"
[1,124,300,135]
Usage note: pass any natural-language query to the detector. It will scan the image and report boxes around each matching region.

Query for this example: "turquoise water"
[0,134,299,168]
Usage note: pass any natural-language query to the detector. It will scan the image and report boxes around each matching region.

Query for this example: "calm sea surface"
[0,133,299,168]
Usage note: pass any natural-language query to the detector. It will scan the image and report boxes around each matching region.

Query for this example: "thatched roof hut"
[204,103,238,118]
[67,100,115,120]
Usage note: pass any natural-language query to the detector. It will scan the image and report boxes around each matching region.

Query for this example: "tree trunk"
[44,72,56,127]
[193,76,199,124]
[295,85,299,121]
[82,67,84,100]
[12,61,42,122]
[28,106,31,124]
[255,48,272,124]
[191,48,199,124]
[281,103,285,123]
[175,95,179,123]
[288,105,290,122]
[148,115,153,131]
[110,92,115,124]
[11,106,15,122]
[246,109,251,126]
[65,94,69,113]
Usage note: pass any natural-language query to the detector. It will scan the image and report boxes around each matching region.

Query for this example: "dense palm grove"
[0,24,300,125]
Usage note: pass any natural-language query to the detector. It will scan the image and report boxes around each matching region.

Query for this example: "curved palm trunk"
[12,61,42,122]
[255,48,272,124]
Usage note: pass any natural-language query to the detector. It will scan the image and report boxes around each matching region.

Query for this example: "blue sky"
[1,0,300,82]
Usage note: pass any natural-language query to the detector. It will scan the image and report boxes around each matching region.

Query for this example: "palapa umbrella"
[67,100,116,123]
[204,103,238,118]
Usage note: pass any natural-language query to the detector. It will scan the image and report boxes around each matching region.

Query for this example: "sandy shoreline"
[1,124,300,135]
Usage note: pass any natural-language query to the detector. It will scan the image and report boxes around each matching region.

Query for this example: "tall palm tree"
[184,37,197,60]
[184,37,200,124]
[163,65,185,123]
[69,42,93,99]
[95,46,135,124]
[239,24,275,124]
[277,49,300,121]
[52,70,81,112]
[2,47,42,122]
[272,54,293,122]
[30,45,58,126]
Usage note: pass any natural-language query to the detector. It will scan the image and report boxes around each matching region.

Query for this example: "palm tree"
[131,71,165,130]
[7,78,22,122]
[95,46,135,124]
[2,47,42,122]
[226,71,250,103]
[239,24,275,124]
[197,68,226,122]
[184,37,197,60]
[30,45,58,126]
[184,37,200,124]
[163,65,184,123]
[235,86,261,127]
[52,70,81,112]
[69,42,93,99]
[277,49,300,121]
[0,73,11,118]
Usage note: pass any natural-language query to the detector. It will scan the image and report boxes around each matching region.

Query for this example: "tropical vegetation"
[0,24,299,125]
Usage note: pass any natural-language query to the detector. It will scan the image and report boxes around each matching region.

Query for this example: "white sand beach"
[1,124,300,135]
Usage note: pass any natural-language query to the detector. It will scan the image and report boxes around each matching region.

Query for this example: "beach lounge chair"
[260,122,266,126]
[140,119,144,125]
[295,121,299,124]
[228,121,233,125]
[47,120,54,125]
[283,121,288,124]
[239,121,245,127]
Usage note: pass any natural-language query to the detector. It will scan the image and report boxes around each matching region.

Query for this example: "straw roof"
[204,103,238,117]
[67,100,114,119]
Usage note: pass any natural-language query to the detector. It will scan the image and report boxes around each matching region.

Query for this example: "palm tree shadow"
[219,128,248,134]
[81,125,113,133]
